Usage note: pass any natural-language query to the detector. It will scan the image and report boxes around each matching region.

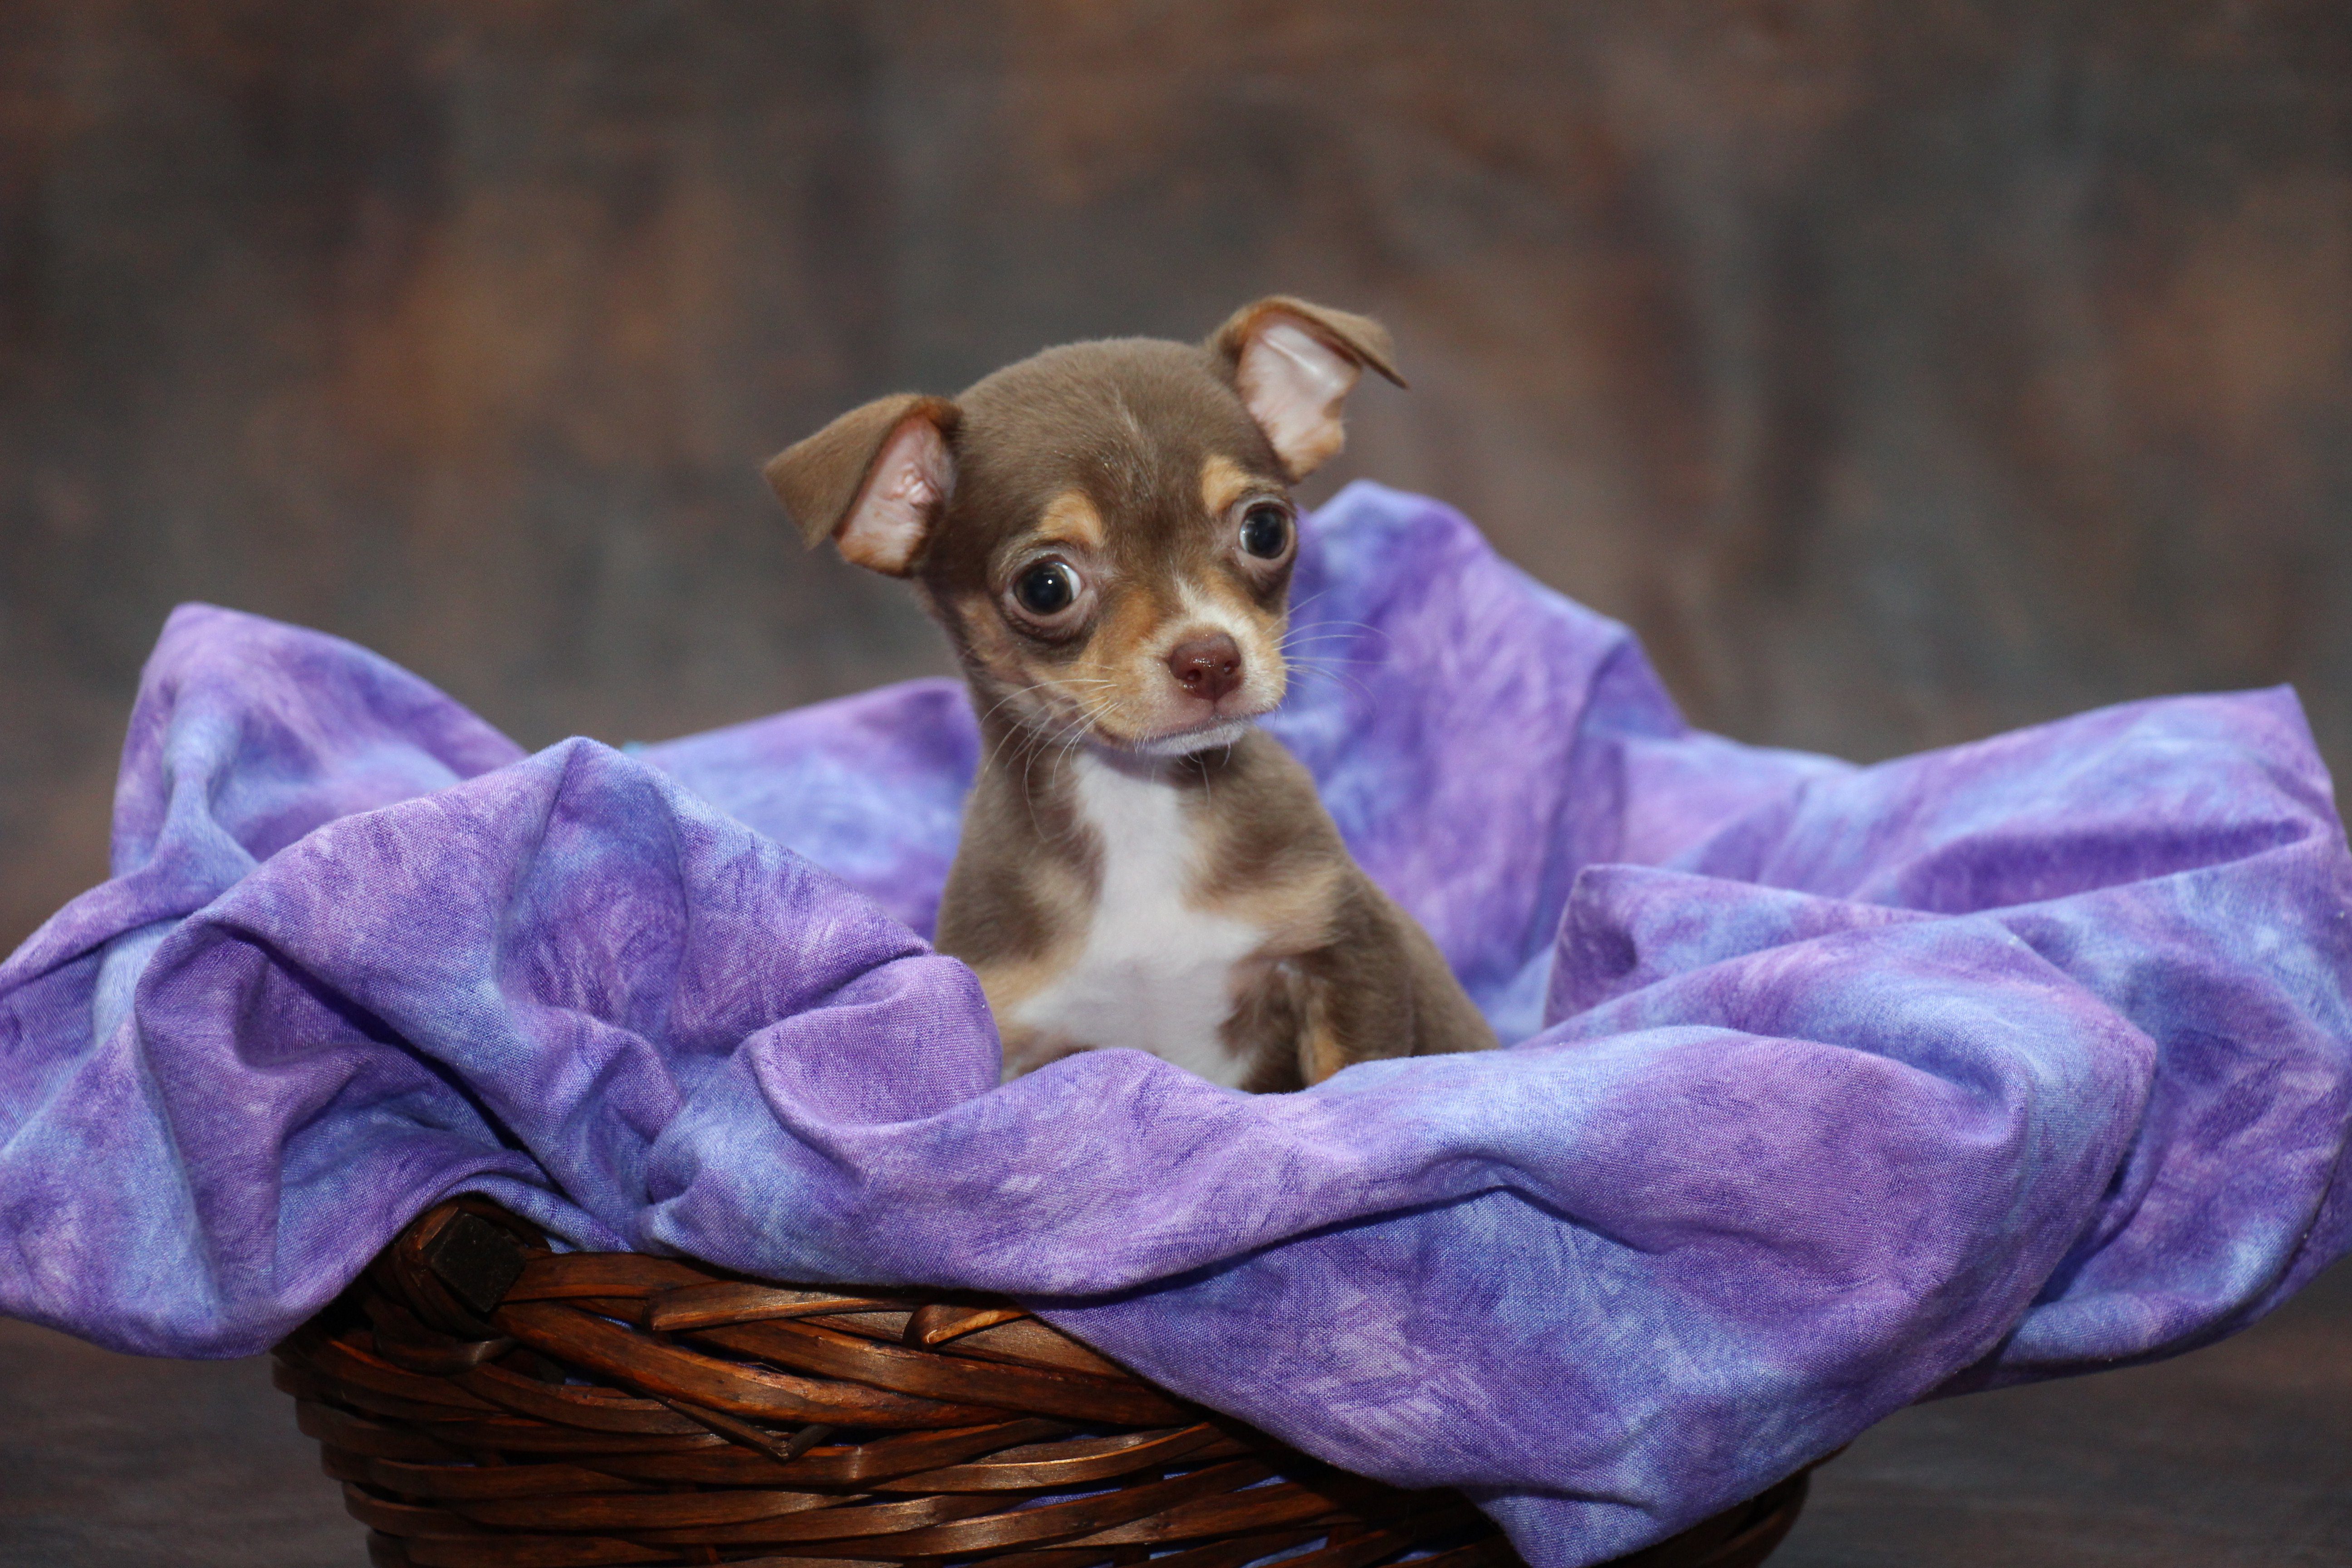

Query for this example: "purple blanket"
[3,482,2348,1567]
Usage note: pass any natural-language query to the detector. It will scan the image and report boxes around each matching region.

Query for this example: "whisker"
[1283,657,1379,704]
[1280,622,1381,642]
[980,678,1118,773]
[1279,631,1387,656]
[1279,639,1383,667]
[1285,618,1393,646]
[1010,695,1101,819]
[1284,588,1337,620]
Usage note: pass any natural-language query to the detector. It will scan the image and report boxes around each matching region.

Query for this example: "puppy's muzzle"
[1167,634,1244,704]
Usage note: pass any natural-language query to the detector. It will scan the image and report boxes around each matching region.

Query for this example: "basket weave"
[274,1198,1813,1568]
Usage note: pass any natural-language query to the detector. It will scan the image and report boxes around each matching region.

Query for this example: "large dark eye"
[1013,560,1079,617]
[1239,503,1290,560]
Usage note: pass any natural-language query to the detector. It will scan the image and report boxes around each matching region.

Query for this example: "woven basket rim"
[273,1197,1815,1568]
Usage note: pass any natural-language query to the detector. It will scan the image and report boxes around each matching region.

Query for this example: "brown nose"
[1167,634,1244,703]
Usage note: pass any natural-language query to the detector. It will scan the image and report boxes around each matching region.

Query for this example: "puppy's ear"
[1207,297,1406,479]
[763,394,960,576]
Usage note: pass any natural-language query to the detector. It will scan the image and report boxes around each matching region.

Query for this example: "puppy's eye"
[1012,560,1080,617]
[1239,504,1291,560]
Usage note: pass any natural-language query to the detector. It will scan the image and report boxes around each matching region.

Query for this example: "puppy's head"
[765,297,1403,756]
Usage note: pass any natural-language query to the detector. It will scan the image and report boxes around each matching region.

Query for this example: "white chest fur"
[1006,752,1265,1087]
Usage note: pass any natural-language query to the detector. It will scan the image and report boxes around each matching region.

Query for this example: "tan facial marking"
[1177,573,1270,632]
[1168,576,1288,712]
[1193,456,1292,688]
[1066,580,1177,741]
[1033,488,1106,551]
[1199,454,1266,517]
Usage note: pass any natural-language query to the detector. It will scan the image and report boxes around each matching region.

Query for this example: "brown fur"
[765,299,1497,1088]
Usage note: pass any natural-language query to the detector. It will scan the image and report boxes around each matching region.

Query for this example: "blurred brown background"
[6,0,2351,952]
[4,6,2351,1562]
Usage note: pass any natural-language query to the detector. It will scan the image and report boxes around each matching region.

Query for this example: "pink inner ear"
[1236,318,1363,477]
[838,416,954,574]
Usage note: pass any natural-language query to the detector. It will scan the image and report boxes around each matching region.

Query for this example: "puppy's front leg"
[1230,878,1497,1092]
[1224,884,1418,1092]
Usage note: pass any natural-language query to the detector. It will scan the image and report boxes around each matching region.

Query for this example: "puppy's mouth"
[1115,713,1261,757]
[1078,682,1280,756]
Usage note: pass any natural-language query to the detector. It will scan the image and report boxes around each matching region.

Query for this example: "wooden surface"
[1,1256,2344,1565]
[1785,1254,2352,1566]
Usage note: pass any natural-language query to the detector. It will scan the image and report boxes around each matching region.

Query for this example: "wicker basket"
[273,1198,1814,1568]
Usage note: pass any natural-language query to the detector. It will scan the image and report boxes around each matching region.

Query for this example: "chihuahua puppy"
[764,298,1496,1092]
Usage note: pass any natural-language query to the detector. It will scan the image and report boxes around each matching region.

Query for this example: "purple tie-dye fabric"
[2,481,2347,1567]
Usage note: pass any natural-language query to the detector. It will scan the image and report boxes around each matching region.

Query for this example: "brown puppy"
[764,298,1497,1091]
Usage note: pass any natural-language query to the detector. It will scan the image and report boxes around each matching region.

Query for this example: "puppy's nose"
[1167,634,1244,703]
